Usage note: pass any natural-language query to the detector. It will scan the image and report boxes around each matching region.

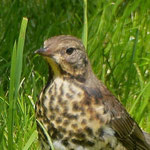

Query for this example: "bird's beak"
[35,47,51,57]
[35,47,61,76]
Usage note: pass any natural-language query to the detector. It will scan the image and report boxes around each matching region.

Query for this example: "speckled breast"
[36,77,125,150]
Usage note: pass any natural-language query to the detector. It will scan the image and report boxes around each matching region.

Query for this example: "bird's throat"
[45,57,87,82]
[45,57,61,77]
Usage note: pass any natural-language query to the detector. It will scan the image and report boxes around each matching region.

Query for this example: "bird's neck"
[46,60,99,88]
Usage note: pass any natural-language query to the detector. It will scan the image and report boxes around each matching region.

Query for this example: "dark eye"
[66,48,75,55]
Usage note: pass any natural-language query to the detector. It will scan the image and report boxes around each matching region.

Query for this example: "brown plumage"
[35,35,150,150]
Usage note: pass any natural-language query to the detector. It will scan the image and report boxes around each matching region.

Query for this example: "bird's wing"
[102,93,150,150]
[83,77,150,149]
[84,79,150,149]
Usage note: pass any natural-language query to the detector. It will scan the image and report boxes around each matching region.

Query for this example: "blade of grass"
[82,0,88,49]
[22,130,38,150]
[8,17,28,150]
[8,42,17,150]
[133,63,144,89]
[36,120,55,150]
[124,29,139,105]
[129,81,150,115]
[15,17,28,97]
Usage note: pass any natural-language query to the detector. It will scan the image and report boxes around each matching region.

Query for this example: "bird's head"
[35,35,89,80]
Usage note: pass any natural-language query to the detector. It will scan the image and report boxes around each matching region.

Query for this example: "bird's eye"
[66,48,75,55]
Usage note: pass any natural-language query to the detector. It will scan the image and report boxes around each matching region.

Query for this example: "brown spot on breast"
[69,130,74,136]
[98,128,105,138]
[86,141,95,146]
[62,112,78,120]
[89,117,93,121]
[63,106,68,112]
[71,139,83,145]
[83,98,91,105]
[96,113,100,119]
[81,93,92,106]
[84,127,93,136]
[62,138,69,146]
[58,133,63,139]
[50,115,55,120]
[51,131,58,139]
[61,100,67,105]
[74,132,85,139]
[71,123,78,129]
[58,97,67,106]
[48,124,59,140]
[59,83,64,96]
[49,105,54,112]
[55,105,60,112]
[87,107,94,114]
[58,126,66,133]
[63,119,70,126]
[81,119,87,125]
[51,95,54,101]
[58,96,62,103]
[70,114,78,120]
[53,82,57,95]
[81,111,85,116]
[43,118,49,123]
[66,93,73,99]
[56,117,62,124]
[96,114,105,124]
[71,139,95,147]
[72,102,80,111]
[49,122,54,128]
[49,100,53,106]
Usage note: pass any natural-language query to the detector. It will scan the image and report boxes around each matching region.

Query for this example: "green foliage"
[0,0,150,149]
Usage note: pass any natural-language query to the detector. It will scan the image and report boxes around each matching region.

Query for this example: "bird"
[35,35,150,150]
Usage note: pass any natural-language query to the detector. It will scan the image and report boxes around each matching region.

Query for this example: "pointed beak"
[35,47,50,56]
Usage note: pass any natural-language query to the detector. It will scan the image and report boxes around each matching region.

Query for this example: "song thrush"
[35,35,150,150]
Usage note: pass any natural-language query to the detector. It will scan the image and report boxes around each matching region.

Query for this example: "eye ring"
[66,48,75,55]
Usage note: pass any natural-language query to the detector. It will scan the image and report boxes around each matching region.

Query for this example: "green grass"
[0,0,150,149]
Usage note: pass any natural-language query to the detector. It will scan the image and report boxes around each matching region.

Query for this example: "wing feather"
[103,94,150,150]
